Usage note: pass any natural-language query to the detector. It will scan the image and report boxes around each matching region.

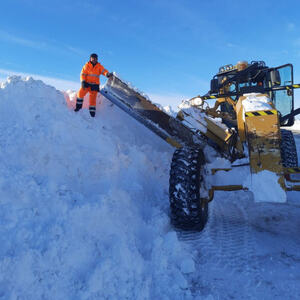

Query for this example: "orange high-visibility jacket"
[80,61,109,85]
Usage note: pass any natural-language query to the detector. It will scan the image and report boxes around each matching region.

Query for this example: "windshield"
[271,64,293,119]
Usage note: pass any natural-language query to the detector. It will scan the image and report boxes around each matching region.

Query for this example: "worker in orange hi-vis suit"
[74,53,112,117]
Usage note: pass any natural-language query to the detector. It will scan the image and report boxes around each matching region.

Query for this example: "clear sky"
[1,0,300,107]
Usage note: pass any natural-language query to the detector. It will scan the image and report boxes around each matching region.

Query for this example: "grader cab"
[100,60,300,231]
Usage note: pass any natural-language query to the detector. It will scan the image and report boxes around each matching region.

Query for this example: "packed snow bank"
[0,76,198,299]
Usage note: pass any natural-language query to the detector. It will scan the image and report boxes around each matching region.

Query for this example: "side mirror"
[270,70,281,86]
[210,79,219,93]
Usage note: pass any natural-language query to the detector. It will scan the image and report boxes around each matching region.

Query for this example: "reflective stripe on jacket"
[80,61,108,84]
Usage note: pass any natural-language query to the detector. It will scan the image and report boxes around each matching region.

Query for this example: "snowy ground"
[289,119,300,133]
[0,76,300,299]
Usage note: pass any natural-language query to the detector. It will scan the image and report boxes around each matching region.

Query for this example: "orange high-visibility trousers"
[77,87,98,107]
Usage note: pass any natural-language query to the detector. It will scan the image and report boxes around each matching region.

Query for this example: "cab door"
[270,64,294,126]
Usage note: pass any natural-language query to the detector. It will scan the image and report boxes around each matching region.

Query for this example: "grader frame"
[100,60,300,230]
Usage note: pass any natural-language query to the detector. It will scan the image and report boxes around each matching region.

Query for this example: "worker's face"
[90,57,98,64]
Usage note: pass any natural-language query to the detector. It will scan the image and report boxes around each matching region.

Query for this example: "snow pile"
[0,76,198,299]
[1,75,299,299]
[242,93,273,112]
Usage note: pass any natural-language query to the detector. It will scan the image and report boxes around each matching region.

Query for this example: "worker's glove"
[106,72,113,78]
[81,81,88,89]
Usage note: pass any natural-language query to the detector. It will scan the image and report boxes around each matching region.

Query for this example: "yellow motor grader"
[101,60,300,231]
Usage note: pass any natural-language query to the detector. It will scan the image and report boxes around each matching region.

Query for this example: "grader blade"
[100,75,202,148]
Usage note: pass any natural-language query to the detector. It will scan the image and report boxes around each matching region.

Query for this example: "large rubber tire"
[169,147,208,231]
[280,129,298,167]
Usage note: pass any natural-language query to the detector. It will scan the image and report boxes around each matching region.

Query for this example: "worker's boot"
[74,98,83,112]
[89,105,96,117]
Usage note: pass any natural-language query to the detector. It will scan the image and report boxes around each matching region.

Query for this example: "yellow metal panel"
[205,131,228,150]
[204,117,233,142]
[245,112,282,174]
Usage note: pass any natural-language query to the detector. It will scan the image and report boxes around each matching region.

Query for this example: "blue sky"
[1,0,300,106]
